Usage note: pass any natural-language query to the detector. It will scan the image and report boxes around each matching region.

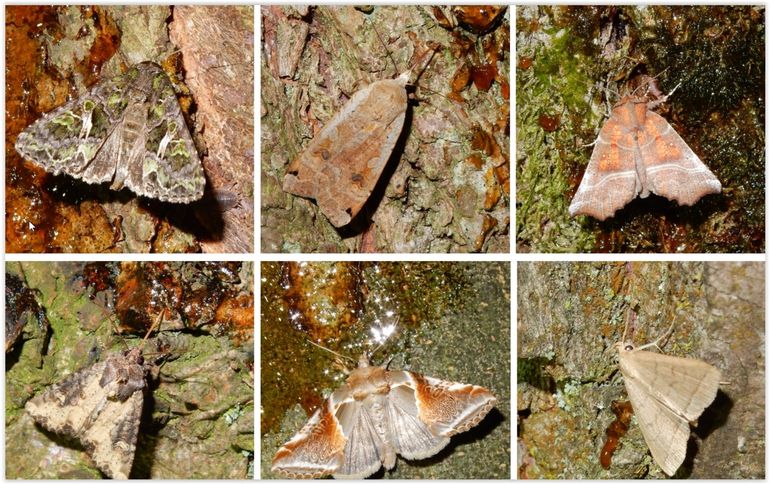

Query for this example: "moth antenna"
[621,307,636,344]
[648,67,671,83]
[635,319,676,352]
[306,339,357,365]
[368,22,400,77]
[409,42,440,86]
[666,82,682,98]
[139,312,164,348]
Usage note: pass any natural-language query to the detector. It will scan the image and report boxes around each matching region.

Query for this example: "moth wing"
[569,106,641,220]
[15,97,117,185]
[117,62,205,203]
[406,372,496,437]
[283,77,408,227]
[623,369,690,476]
[639,111,721,206]
[271,401,346,479]
[332,394,394,479]
[80,389,143,479]
[619,349,721,421]
[386,371,450,459]
[25,361,110,434]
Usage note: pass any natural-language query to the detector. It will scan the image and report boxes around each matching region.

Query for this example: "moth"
[569,84,722,221]
[271,354,497,478]
[15,61,205,204]
[25,345,152,479]
[615,329,721,476]
[282,73,409,227]
[282,32,439,228]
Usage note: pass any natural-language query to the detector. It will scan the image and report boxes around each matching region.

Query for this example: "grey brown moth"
[25,346,151,479]
[15,61,205,204]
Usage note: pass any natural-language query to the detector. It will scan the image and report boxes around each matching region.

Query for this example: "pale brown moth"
[615,320,722,476]
[271,353,496,478]
[282,27,439,228]
[24,317,163,479]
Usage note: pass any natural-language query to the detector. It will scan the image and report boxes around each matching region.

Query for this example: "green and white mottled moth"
[15,62,205,204]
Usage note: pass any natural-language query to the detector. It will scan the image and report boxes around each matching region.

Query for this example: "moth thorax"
[346,365,390,400]
[125,347,144,364]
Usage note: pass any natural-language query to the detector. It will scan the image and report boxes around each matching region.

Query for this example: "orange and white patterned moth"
[569,84,721,221]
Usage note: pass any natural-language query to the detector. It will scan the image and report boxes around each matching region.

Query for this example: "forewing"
[386,372,450,460]
[120,62,205,203]
[623,370,690,476]
[283,77,408,227]
[619,349,721,421]
[14,75,131,184]
[569,104,641,220]
[639,112,721,206]
[408,372,496,437]
[80,390,143,479]
[25,361,110,434]
[271,401,347,479]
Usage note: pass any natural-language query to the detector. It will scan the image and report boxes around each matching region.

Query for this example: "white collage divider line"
[519,252,767,263]
[253,7,261,479]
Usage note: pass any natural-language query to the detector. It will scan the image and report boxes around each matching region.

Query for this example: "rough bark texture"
[169,6,255,253]
[261,6,510,253]
[518,261,764,478]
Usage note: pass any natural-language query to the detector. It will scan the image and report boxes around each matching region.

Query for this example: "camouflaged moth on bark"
[25,346,153,479]
[282,42,438,228]
[568,81,721,221]
[15,62,205,204]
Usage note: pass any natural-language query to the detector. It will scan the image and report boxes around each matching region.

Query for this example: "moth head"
[357,353,371,368]
[614,341,635,353]
[124,347,144,365]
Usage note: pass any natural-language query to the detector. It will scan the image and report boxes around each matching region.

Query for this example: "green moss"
[516,16,598,252]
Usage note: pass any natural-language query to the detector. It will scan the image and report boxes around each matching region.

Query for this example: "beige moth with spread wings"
[271,354,497,478]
